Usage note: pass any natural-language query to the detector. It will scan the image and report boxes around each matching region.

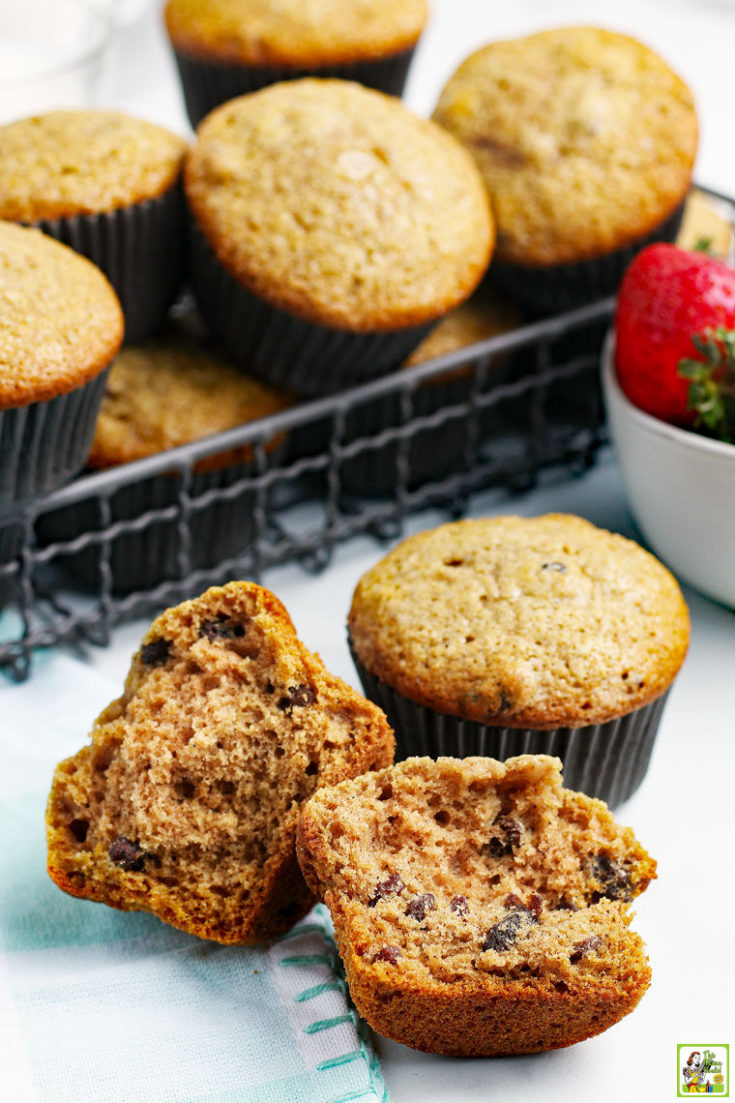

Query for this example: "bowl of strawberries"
[602,241,735,609]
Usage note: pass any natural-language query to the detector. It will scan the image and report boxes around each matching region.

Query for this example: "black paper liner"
[491,201,686,318]
[173,47,417,129]
[38,456,276,595]
[189,224,433,396]
[350,644,671,808]
[34,183,187,343]
[0,368,111,512]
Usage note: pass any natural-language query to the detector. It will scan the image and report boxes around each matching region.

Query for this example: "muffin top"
[404,283,521,368]
[165,0,428,66]
[185,80,494,331]
[89,315,293,469]
[0,222,124,409]
[432,27,698,267]
[0,111,188,221]
[348,513,690,728]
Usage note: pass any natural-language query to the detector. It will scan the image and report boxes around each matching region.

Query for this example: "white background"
[19,1,735,1099]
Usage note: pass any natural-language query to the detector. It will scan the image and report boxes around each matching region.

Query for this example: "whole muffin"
[348,513,690,805]
[39,312,293,594]
[165,0,429,127]
[0,222,123,510]
[432,27,698,314]
[0,110,188,341]
[185,79,494,395]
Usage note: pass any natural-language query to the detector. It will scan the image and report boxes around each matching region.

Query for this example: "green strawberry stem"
[678,326,735,443]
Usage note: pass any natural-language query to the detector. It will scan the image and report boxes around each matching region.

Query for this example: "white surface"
[602,335,735,609]
[12,2,735,1099]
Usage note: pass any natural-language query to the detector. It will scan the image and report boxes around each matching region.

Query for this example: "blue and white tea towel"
[0,649,389,1103]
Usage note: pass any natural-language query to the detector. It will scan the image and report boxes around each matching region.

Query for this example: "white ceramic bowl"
[601,332,735,609]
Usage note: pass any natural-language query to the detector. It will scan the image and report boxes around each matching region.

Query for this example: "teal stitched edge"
[275,910,390,1103]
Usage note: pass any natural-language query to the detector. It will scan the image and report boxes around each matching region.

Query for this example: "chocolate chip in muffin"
[369,872,405,906]
[589,855,633,902]
[199,614,246,641]
[375,945,402,964]
[109,836,145,871]
[141,638,172,666]
[570,935,603,964]
[405,893,436,922]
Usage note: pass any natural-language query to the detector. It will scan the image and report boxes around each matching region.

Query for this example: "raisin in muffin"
[297,755,656,1056]
[432,27,697,313]
[185,79,494,396]
[165,0,429,127]
[0,110,188,341]
[348,513,690,805]
[0,221,123,509]
[46,582,394,944]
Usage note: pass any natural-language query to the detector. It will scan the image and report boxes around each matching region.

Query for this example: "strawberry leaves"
[678,327,735,443]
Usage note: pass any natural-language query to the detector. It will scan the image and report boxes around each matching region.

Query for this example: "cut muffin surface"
[297,755,655,1056]
[46,582,394,944]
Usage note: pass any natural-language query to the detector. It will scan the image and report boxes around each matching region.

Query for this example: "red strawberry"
[614,243,735,427]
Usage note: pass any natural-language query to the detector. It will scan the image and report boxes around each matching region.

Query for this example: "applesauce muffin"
[47,581,395,944]
[0,110,188,340]
[38,311,294,594]
[348,513,690,805]
[297,755,655,1056]
[433,27,698,313]
[0,222,123,509]
[185,79,494,396]
[165,0,429,127]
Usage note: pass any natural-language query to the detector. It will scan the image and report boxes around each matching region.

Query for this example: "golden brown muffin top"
[0,111,188,221]
[0,222,124,409]
[185,80,494,331]
[404,282,521,369]
[165,0,428,66]
[348,514,690,728]
[433,27,698,267]
[88,319,293,468]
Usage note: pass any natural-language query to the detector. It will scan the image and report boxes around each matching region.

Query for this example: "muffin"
[165,0,429,127]
[432,27,698,314]
[38,311,293,594]
[339,282,523,496]
[0,110,188,341]
[47,581,395,944]
[348,513,690,805]
[297,755,656,1056]
[0,222,123,511]
[185,79,494,396]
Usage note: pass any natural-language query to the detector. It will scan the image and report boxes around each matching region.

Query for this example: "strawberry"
[614,243,735,433]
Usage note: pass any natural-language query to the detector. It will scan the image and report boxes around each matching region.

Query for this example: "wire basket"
[0,295,614,681]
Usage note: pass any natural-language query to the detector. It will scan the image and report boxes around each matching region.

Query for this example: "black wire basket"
[0,295,614,681]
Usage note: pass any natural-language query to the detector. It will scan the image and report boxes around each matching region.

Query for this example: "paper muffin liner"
[490,201,687,317]
[349,643,671,808]
[189,224,433,397]
[34,182,187,343]
[173,47,418,129]
[0,368,111,513]
[38,455,276,595]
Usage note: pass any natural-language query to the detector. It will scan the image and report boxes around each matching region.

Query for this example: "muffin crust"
[0,222,123,408]
[433,27,697,266]
[165,0,428,66]
[0,111,187,221]
[185,79,494,331]
[348,514,690,728]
